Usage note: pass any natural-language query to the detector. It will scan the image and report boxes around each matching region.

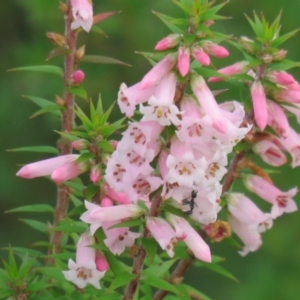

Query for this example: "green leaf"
[69,194,83,207]
[108,271,135,292]
[201,261,238,282]
[20,219,48,233]
[2,247,43,257]
[77,152,94,163]
[98,140,114,153]
[180,284,212,300]
[271,28,300,47]
[74,104,93,131]
[144,259,177,277]
[67,86,88,99]
[153,11,184,34]
[55,131,79,142]
[22,95,61,117]
[81,55,131,67]
[67,204,85,217]
[37,267,66,281]
[104,251,127,275]
[91,25,108,37]
[172,0,191,15]
[268,59,300,71]
[141,238,157,264]
[100,118,126,137]
[7,204,54,213]
[51,220,87,234]
[7,146,59,155]
[30,105,62,118]
[108,219,144,229]
[8,65,63,76]
[18,255,36,280]
[141,274,181,296]
[193,66,227,79]
[8,249,18,279]
[85,184,99,200]
[99,101,115,125]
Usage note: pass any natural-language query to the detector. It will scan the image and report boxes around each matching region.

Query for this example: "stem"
[50,0,77,256]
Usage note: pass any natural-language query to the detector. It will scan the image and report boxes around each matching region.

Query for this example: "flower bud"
[272,49,287,61]
[46,32,66,47]
[154,33,182,51]
[240,36,256,54]
[59,1,69,14]
[262,54,273,64]
[204,20,214,27]
[177,46,190,77]
[72,139,90,151]
[95,253,109,272]
[191,46,210,66]
[90,165,102,183]
[201,41,229,58]
[71,70,85,85]
[55,95,65,107]
[76,45,86,62]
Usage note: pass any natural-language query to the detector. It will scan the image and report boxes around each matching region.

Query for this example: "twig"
[50,0,77,256]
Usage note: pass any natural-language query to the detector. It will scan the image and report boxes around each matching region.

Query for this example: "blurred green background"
[1,0,300,299]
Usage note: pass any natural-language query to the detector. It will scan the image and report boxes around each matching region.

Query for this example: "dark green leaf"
[82,55,131,67]
[180,284,212,300]
[85,184,99,200]
[144,259,177,277]
[153,11,184,34]
[268,59,300,71]
[8,65,63,76]
[271,28,300,47]
[100,118,126,137]
[74,104,93,131]
[141,274,181,295]
[69,194,83,207]
[141,238,157,264]
[7,146,59,155]
[91,25,108,37]
[77,152,94,163]
[37,267,66,281]
[67,204,85,217]
[201,261,238,281]
[104,251,127,275]
[172,0,191,15]
[7,204,54,213]
[55,131,79,142]
[18,256,36,280]
[98,140,114,153]
[51,221,87,234]
[108,271,135,292]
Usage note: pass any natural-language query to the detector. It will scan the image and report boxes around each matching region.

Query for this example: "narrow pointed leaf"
[67,86,87,99]
[7,204,54,213]
[99,102,115,125]
[98,140,114,153]
[7,146,59,155]
[93,11,121,24]
[37,267,66,281]
[271,28,300,47]
[104,251,127,275]
[22,95,61,117]
[20,219,48,233]
[268,59,300,71]
[55,131,79,142]
[180,284,212,300]
[201,262,238,281]
[144,259,177,277]
[30,105,62,118]
[100,118,126,137]
[81,55,131,66]
[141,274,181,295]
[152,11,184,34]
[108,271,135,292]
[91,25,108,37]
[85,184,99,200]
[8,65,63,76]
[141,238,157,265]
[172,0,191,15]
[108,219,144,229]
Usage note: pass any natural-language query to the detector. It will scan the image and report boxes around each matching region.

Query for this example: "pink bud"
[101,196,113,207]
[140,53,177,89]
[273,49,287,61]
[208,61,249,82]
[71,70,85,85]
[95,253,109,272]
[204,20,214,27]
[267,70,296,86]
[177,46,190,77]
[202,42,229,58]
[16,155,80,179]
[154,34,182,51]
[104,185,132,204]
[192,46,210,66]
[109,140,118,150]
[90,165,102,183]
[250,81,268,131]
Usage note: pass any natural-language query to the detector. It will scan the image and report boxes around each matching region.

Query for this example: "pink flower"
[71,70,85,85]
[244,174,298,218]
[201,41,229,58]
[177,46,190,77]
[192,46,210,66]
[16,154,80,179]
[226,193,272,229]
[62,233,105,289]
[191,73,227,133]
[80,201,144,235]
[250,81,268,131]
[140,53,177,89]
[71,0,93,32]
[267,101,290,138]
[104,185,132,204]
[117,82,155,117]
[146,217,176,257]
[274,84,300,103]
[155,34,182,51]
[103,222,141,255]
[168,215,211,262]
[228,215,262,256]
[253,140,287,167]
[208,61,249,82]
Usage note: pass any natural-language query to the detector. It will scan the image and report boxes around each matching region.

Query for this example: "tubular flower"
[177,46,190,77]
[70,0,93,32]
[62,233,105,289]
